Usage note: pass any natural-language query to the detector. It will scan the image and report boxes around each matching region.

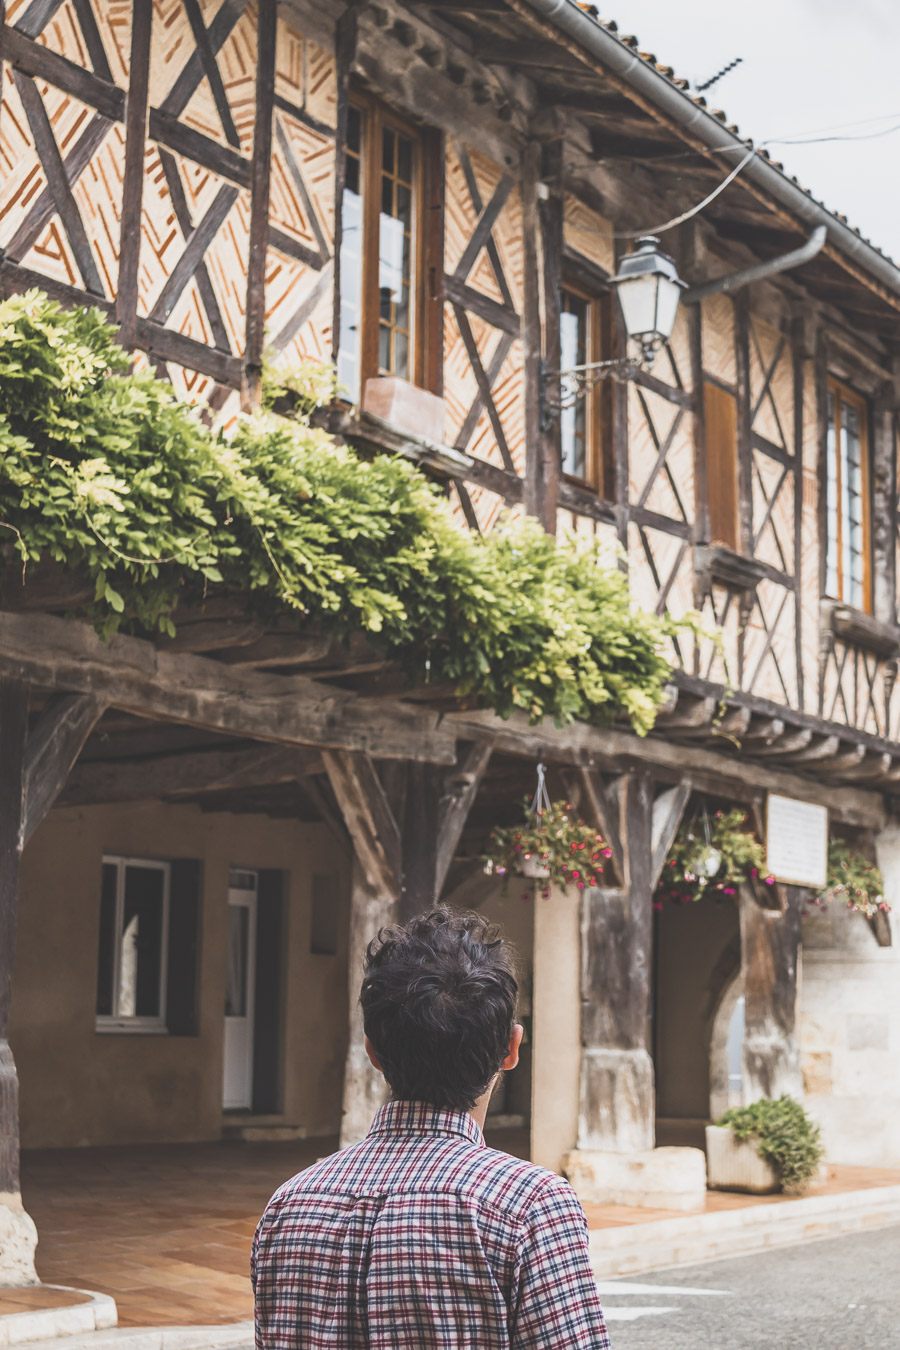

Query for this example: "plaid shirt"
[252,1100,609,1349]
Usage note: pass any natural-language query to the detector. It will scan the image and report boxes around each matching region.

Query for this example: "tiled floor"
[19,1137,900,1328]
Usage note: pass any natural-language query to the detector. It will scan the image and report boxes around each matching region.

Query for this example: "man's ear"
[502,1023,525,1072]
[365,1035,383,1072]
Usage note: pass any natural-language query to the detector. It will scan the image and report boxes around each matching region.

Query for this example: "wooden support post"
[0,680,38,1284]
[242,0,276,411]
[115,0,152,350]
[522,140,543,521]
[537,136,564,534]
[738,881,803,1102]
[578,771,691,1152]
[579,771,654,1152]
[339,859,393,1147]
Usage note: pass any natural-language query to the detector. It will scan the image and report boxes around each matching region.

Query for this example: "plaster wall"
[10,801,351,1150]
[798,822,900,1166]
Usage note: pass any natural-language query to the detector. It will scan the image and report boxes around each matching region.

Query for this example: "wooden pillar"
[0,679,38,1284]
[339,860,393,1148]
[578,772,654,1152]
[522,140,544,522]
[536,136,564,534]
[738,882,803,1102]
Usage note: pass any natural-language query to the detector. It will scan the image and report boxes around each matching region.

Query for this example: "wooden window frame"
[558,274,614,499]
[826,375,872,614]
[350,89,428,392]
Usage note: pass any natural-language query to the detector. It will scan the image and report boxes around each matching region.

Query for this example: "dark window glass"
[310,874,339,956]
[120,865,165,1018]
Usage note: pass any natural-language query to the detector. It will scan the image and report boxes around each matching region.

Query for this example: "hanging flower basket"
[807,839,890,919]
[484,765,612,896]
[656,807,773,907]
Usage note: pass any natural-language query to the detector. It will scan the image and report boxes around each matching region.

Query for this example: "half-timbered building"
[2,0,900,1281]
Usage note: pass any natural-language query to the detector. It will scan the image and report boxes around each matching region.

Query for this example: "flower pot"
[519,856,550,879]
[705,1124,780,1194]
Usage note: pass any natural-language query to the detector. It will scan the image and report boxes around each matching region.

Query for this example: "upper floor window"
[558,280,613,496]
[337,95,423,402]
[826,378,871,612]
[97,857,170,1032]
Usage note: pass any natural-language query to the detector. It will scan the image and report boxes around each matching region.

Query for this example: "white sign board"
[765,794,828,888]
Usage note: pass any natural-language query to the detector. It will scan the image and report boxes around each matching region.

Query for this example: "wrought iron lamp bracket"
[539,350,652,433]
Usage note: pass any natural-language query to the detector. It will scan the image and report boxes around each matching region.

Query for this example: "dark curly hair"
[360,907,518,1112]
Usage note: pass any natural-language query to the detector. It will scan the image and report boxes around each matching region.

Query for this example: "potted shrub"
[706,1096,824,1195]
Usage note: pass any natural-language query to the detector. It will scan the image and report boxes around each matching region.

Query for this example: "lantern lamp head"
[610,235,686,366]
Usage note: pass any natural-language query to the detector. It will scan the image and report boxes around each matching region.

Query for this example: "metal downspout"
[682,225,828,303]
[517,0,900,302]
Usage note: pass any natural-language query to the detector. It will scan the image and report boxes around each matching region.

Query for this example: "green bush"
[0,290,690,733]
[717,1096,824,1193]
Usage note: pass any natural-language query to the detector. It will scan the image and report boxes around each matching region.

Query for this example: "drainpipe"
[517,0,900,303]
[682,225,828,304]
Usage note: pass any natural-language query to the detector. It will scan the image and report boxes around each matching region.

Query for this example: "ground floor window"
[96,857,170,1032]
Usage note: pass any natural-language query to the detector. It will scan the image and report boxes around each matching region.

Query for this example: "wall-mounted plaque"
[765,794,828,888]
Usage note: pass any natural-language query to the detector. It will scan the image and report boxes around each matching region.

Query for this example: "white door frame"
[223,869,258,1111]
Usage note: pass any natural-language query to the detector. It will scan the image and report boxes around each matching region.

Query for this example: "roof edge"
[518,0,900,303]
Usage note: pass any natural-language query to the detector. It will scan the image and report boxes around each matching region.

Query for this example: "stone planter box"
[706,1124,780,1194]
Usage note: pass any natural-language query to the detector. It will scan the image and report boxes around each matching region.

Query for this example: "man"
[253,907,609,1348]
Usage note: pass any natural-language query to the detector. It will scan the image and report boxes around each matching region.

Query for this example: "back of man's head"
[360,907,518,1112]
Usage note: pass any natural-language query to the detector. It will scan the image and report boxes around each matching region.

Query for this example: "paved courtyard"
[19,1136,900,1328]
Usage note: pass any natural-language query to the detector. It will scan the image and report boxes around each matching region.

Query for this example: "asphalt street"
[600,1222,900,1350]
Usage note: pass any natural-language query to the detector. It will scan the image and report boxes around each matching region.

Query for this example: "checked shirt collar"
[367,1099,484,1147]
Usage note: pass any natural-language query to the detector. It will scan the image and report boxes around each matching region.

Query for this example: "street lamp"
[540,235,686,430]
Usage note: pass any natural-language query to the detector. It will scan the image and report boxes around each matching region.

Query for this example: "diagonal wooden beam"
[161,0,249,119]
[181,0,242,148]
[158,149,231,352]
[453,167,515,290]
[434,740,493,897]
[274,115,330,263]
[22,694,107,845]
[71,0,114,82]
[323,750,402,901]
[456,143,515,308]
[453,330,514,453]
[649,780,692,891]
[453,307,516,471]
[579,767,625,886]
[149,183,239,324]
[12,0,66,38]
[3,115,112,263]
[12,70,105,296]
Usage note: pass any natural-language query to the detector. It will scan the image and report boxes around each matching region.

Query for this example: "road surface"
[600,1222,900,1349]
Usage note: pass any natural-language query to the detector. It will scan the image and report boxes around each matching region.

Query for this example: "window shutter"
[166,859,202,1036]
[704,381,740,551]
[253,869,285,1114]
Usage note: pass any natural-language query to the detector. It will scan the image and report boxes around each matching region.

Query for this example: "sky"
[613,0,900,261]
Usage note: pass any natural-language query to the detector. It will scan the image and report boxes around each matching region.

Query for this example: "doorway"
[223,868,258,1110]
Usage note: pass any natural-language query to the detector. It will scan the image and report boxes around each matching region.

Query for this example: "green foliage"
[717,1096,825,1194]
[484,798,614,895]
[0,291,687,731]
[656,807,771,905]
[808,838,890,919]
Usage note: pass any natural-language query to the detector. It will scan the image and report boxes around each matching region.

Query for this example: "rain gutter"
[517,0,900,302]
[683,225,828,303]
